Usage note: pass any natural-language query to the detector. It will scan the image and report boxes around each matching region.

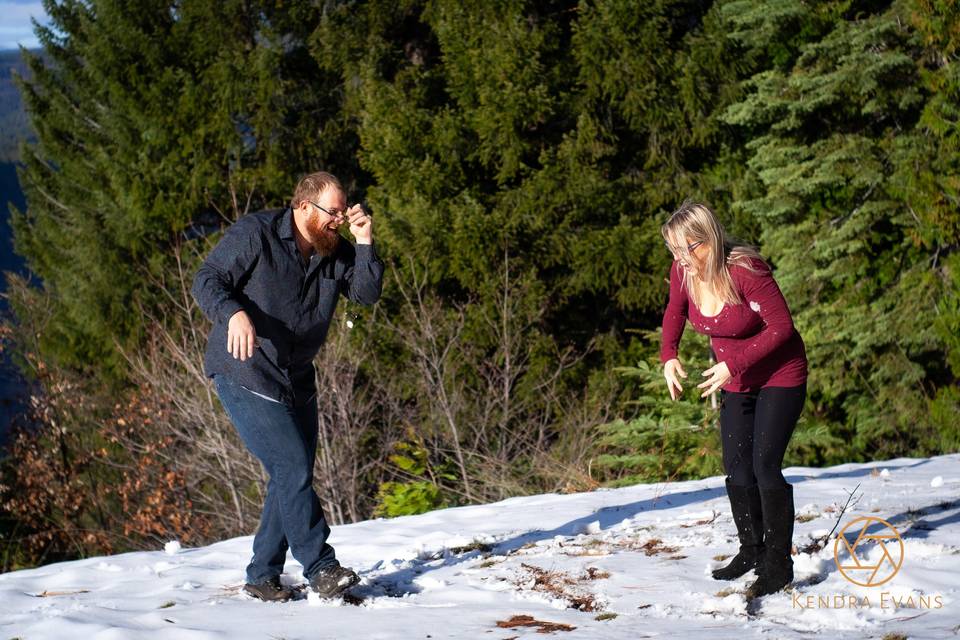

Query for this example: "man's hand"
[664,358,687,401]
[227,310,257,361]
[347,204,373,245]
[698,361,731,398]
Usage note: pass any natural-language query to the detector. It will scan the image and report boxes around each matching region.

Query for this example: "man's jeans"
[214,374,337,585]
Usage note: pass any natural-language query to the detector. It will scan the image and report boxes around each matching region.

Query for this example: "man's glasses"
[307,200,347,222]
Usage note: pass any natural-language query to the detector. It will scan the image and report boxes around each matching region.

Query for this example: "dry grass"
[585,567,610,580]
[636,538,680,556]
[496,615,576,633]
[679,511,719,527]
[516,563,605,612]
[449,540,493,554]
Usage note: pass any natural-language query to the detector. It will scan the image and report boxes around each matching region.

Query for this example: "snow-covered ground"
[2,454,959,639]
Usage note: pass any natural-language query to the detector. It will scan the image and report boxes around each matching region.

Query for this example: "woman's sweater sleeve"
[660,261,688,363]
[722,260,796,377]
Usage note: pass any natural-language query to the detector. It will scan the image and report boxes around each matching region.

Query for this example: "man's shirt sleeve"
[191,218,261,324]
[341,242,384,305]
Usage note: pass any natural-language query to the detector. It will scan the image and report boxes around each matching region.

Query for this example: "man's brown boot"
[308,561,360,598]
[243,576,294,602]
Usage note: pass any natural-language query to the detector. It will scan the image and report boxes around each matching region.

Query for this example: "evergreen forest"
[1,0,957,571]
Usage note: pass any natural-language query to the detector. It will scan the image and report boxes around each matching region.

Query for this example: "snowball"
[413,576,447,590]
[573,520,601,536]
[880,469,890,477]
[164,540,181,555]
[346,320,354,329]
[931,476,944,488]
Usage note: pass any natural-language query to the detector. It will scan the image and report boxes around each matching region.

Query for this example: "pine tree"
[721,0,959,458]
[10,0,361,379]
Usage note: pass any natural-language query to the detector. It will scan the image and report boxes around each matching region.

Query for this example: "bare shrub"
[310,305,408,524]
[0,275,206,569]
[378,255,613,505]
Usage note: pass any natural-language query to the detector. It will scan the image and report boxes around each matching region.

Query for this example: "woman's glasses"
[664,240,704,255]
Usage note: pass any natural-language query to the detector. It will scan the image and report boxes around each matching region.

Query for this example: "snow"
[2,454,958,639]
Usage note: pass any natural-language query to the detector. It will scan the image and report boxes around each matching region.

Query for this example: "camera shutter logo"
[833,516,905,587]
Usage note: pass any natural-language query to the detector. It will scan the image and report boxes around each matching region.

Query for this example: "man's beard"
[306,215,342,256]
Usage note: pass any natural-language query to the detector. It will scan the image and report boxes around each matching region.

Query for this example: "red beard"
[306,215,342,256]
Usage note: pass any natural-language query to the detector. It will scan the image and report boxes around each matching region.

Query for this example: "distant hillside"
[0,48,33,281]
[0,49,33,446]
[0,161,25,275]
[0,49,36,162]
[0,48,30,290]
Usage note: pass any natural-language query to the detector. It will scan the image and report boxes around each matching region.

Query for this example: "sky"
[0,0,50,50]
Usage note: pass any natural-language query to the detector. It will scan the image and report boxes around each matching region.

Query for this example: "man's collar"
[279,206,296,241]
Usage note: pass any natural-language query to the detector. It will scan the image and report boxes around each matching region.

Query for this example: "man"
[191,171,383,602]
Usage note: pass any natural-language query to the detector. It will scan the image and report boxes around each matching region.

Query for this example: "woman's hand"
[698,361,731,398]
[664,358,687,401]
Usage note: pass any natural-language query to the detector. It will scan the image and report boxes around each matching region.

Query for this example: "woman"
[659,201,808,599]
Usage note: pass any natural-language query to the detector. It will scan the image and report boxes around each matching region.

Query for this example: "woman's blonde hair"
[660,201,764,308]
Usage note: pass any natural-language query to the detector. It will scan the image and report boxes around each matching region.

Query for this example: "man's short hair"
[291,171,344,208]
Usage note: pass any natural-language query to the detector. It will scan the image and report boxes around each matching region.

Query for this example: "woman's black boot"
[746,484,795,598]
[712,479,765,580]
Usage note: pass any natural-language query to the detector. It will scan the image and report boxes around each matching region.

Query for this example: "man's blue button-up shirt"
[191,207,384,406]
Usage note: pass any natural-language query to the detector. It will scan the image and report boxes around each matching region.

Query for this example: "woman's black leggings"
[719,383,806,488]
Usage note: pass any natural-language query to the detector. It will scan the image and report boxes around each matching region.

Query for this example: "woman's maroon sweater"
[660,257,807,392]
